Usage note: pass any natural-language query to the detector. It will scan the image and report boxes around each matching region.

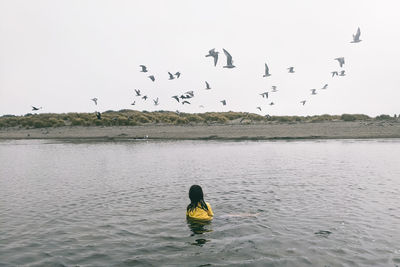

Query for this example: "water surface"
[1,139,399,266]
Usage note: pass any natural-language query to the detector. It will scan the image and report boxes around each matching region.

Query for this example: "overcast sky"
[1,0,399,116]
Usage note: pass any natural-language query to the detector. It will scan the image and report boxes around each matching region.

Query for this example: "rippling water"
[1,139,399,266]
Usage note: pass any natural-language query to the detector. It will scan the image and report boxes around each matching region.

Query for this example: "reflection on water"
[0,139,400,266]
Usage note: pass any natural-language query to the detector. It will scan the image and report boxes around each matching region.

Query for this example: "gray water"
[0,139,399,267]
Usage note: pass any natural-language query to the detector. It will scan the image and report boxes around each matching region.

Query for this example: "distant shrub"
[341,114,357,121]
[375,114,391,120]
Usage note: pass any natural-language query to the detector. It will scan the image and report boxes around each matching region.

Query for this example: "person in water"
[186,185,213,221]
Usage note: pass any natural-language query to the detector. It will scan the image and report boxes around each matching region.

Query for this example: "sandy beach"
[1,120,399,140]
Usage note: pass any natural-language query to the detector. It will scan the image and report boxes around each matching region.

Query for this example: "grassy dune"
[0,110,397,129]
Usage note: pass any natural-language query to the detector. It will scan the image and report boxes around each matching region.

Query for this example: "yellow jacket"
[186,202,214,221]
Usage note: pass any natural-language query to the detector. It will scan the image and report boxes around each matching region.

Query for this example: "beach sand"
[1,121,399,140]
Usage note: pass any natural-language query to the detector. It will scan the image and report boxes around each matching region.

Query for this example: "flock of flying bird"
[31,27,362,117]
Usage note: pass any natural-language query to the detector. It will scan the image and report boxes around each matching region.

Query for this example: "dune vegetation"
[0,110,397,129]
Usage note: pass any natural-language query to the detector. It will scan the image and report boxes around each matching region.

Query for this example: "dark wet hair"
[187,185,209,212]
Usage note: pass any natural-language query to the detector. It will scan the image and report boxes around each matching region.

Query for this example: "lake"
[0,139,399,266]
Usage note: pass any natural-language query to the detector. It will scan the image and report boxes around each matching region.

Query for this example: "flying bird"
[351,27,362,43]
[168,72,175,80]
[131,101,136,105]
[287,67,295,73]
[175,72,181,78]
[172,95,180,102]
[185,91,194,97]
[182,101,191,105]
[271,86,278,92]
[153,97,159,106]
[321,84,328,89]
[31,106,42,111]
[142,95,148,100]
[135,89,141,96]
[260,92,269,98]
[205,81,211,90]
[222,49,235,68]
[205,48,219,66]
[220,100,226,106]
[310,89,317,95]
[256,107,262,111]
[139,65,148,72]
[339,70,346,76]
[263,63,271,77]
[91,98,98,105]
[96,112,101,120]
[300,100,306,105]
[148,75,155,82]
[331,71,339,77]
[269,102,275,106]
[334,57,345,68]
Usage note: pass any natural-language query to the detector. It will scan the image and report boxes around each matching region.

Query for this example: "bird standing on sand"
[205,48,219,66]
[351,27,362,43]
[91,98,98,105]
[335,57,345,68]
[168,72,175,80]
[139,65,148,72]
[223,49,235,68]
[148,75,155,82]
[263,63,271,77]
[288,67,295,73]
[205,81,211,90]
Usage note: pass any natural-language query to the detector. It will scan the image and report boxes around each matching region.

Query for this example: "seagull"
[269,102,275,106]
[311,89,317,95]
[135,89,141,96]
[172,95,180,102]
[205,48,219,66]
[331,71,339,77]
[300,100,306,105]
[263,63,271,77]
[91,98,98,105]
[205,81,211,90]
[131,101,136,105]
[148,75,155,82]
[220,100,227,106]
[185,91,194,97]
[139,65,148,72]
[175,72,181,78]
[288,67,295,73]
[351,27,362,43]
[96,112,101,120]
[31,106,42,111]
[142,95,148,100]
[256,107,262,111]
[321,84,328,89]
[182,101,191,105]
[339,70,346,76]
[222,48,235,68]
[168,72,175,80]
[271,86,278,92]
[153,97,159,106]
[260,92,269,98]
[334,57,345,68]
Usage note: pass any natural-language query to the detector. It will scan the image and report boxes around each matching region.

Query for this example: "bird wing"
[265,63,269,75]
[355,27,361,39]
[223,49,233,65]
[213,53,218,66]
[205,81,210,88]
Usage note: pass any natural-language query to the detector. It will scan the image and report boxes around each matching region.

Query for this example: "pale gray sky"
[1,0,399,116]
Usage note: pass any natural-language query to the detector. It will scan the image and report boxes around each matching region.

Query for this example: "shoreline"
[1,121,400,141]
